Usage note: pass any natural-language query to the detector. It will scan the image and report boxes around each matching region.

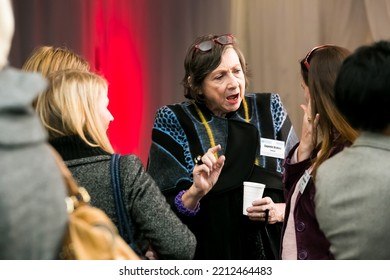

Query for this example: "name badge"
[260,138,285,159]
[298,170,311,194]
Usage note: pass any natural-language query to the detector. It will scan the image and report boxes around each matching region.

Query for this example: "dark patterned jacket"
[147,93,298,259]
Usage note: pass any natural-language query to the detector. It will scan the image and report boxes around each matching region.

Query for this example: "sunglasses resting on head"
[303,44,334,70]
[193,34,235,55]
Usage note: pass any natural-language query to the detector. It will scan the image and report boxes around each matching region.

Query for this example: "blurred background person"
[315,40,390,260]
[147,33,298,259]
[35,69,196,259]
[22,45,90,107]
[22,45,90,77]
[0,0,67,259]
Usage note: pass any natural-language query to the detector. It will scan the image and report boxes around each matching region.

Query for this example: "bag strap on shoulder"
[110,154,142,255]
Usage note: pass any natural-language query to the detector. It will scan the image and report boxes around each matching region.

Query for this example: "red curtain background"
[10,0,153,163]
[89,0,147,159]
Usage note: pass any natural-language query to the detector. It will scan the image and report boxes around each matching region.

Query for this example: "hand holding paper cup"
[243,181,266,215]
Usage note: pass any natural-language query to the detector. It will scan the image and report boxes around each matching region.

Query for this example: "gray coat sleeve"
[121,155,196,260]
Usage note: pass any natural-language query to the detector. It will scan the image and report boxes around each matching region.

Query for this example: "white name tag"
[260,138,285,159]
[298,170,311,194]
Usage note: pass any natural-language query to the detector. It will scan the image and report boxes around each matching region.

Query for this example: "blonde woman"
[36,69,196,259]
[22,45,90,107]
[22,45,90,77]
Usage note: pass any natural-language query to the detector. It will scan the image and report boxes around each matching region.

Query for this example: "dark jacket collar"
[49,135,110,161]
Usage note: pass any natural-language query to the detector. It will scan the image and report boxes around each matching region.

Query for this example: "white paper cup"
[243,181,266,215]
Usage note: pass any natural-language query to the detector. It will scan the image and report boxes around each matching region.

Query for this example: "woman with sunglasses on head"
[147,34,298,260]
[280,45,358,260]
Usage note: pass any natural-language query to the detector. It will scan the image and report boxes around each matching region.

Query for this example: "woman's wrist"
[174,190,200,216]
[275,203,285,223]
[297,144,312,162]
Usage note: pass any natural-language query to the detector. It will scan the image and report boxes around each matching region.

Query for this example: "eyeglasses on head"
[194,34,235,53]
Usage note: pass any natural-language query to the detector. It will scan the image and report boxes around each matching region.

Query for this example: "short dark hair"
[335,40,390,132]
[181,34,249,102]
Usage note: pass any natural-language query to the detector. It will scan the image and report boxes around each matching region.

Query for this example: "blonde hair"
[36,69,114,154]
[22,46,91,107]
[0,0,14,69]
[22,46,90,77]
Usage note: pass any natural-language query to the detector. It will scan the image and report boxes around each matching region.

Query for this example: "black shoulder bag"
[110,153,142,255]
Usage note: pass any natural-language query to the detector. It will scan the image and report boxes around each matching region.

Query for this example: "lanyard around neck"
[193,98,252,160]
